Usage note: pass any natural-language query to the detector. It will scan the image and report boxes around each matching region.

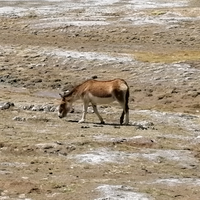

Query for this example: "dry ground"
[0,1,200,199]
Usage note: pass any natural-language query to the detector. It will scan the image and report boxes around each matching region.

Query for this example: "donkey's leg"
[119,104,129,125]
[91,103,105,124]
[120,110,125,124]
[124,105,129,125]
[113,90,125,125]
[124,89,129,125]
[78,101,89,123]
[122,92,129,125]
[120,111,125,125]
[115,90,129,125]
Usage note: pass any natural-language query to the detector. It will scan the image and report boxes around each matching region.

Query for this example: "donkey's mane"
[63,79,93,98]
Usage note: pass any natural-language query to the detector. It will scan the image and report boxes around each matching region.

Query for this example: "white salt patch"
[0,170,13,174]
[35,143,58,149]
[85,0,120,6]
[132,110,200,133]
[44,49,133,62]
[0,44,133,64]
[135,149,197,166]
[72,148,129,164]
[137,62,200,85]
[0,162,28,168]
[0,6,27,16]
[93,134,145,142]
[152,178,200,186]
[123,11,199,26]
[72,148,197,166]
[126,0,187,9]
[132,135,143,139]
[95,185,151,200]
[0,0,187,8]
[0,0,188,19]
[0,5,65,17]
[32,19,109,29]
[0,0,120,17]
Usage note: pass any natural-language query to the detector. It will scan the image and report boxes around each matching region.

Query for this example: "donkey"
[58,78,129,125]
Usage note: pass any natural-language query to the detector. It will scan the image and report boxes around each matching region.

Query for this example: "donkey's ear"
[59,90,70,98]
[63,90,70,97]
[63,90,70,95]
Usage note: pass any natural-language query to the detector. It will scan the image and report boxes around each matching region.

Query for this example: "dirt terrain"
[0,0,200,199]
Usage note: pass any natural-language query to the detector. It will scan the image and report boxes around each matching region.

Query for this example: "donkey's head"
[58,92,72,118]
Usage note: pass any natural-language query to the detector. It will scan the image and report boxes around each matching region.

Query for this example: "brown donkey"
[58,78,129,125]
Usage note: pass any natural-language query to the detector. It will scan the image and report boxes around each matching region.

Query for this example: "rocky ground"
[0,0,200,199]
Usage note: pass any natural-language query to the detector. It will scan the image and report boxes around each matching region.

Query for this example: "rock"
[132,121,154,130]
[35,143,58,149]
[53,78,61,82]
[8,78,20,84]
[17,103,57,112]
[22,105,34,110]
[33,78,42,83]
[43,105,52,112]
[0,102,14,110]
[31,105,44,111]
[81,125,90,129]
[92,75,98,79]
[13,116,26,121]
[66,145,76,151]
[50,106,57,112]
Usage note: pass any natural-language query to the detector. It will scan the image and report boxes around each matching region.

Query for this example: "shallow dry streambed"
[0,0,200,200]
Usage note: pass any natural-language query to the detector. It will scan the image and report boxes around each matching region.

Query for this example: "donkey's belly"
[89,94,115,104]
